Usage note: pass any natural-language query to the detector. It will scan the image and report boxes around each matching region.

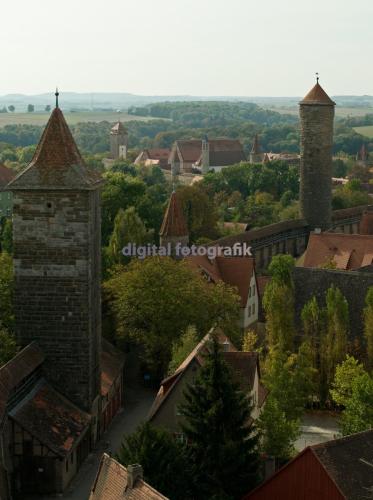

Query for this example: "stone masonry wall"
[300,104,334,230]
[13,189,101,412]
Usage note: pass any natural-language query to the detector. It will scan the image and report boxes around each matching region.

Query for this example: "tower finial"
[316,72,319,84]
[55,87,59,108]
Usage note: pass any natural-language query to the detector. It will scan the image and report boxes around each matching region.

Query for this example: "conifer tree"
[363,287,373,370]
[179,336,259,499]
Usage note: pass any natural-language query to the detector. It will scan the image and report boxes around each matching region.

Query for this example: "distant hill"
[1,92,373,113]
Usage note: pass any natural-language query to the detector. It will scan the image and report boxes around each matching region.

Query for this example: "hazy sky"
[2,0,372,96]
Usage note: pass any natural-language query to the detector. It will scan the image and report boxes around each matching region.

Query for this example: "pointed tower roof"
[8,107,103,190]
[159,191,188,237]
[300,82,335,106]
[251,134,261,154]
[111,121,127,135]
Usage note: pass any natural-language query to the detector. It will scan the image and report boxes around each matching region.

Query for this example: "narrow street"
[29,349,156,500]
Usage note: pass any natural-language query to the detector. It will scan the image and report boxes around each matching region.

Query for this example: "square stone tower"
[8,104,104,412]
[110,121,128,160]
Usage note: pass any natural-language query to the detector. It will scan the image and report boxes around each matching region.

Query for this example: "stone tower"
[159,191,189,254]
[8,102,104,413]
[201,136,210,174]
[249,134,263,164]
[299,80,335,230]
[110,121,128,160]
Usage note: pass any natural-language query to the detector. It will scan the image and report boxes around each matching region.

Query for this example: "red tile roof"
[359,210,373,235]
[145,149,170,161]
[101,339,125,397]
[89,454,168,500]
[8,107,103,190]
[159,191,188,237]
[0,342,44,423]
[302,232,373,270]
[148,329,236,420]
[11,381,91,457]
[300,82,335,106]
[175,139,246,166]
[0,163,15,189]
[186,256,255,307]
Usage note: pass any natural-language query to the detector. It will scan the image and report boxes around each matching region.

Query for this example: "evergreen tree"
[263,255,296,352]
[116,422,191,500]
[179,336,259,499]
[363,287,373,370]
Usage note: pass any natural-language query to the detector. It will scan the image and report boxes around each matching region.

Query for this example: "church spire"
[55,87,59,108]
[159,191,189,253]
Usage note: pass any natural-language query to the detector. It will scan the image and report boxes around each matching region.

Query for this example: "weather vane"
[316,72,319,84]
[55,87,59,108]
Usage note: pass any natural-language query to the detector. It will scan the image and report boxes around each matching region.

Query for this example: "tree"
[0,328,17,366]
[263,255,296,352]
[0,252,14,330]
[179,336,259,499]
[322,286,349,397]
[108,207,149,265]
[27,104,34,113]
[7,105,15,113]
[363,287,373,370]
[104,257,240,379]
[242,330,259,352]
[116,422,191,500]
[340,373,373,435]
[331,355,367,407]
[168,325,199,374]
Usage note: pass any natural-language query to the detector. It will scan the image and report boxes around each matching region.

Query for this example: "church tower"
[110,121,128,160]
[201,136,210,174]
[249,134,263,164]
[159,191,189,253]
[299,79,335,230]
[8,94,104,412]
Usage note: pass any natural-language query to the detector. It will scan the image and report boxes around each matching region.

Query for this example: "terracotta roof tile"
[159,191,188,237]
[302,232,373,270]
[0,342,44,423]
[10,381,91,457]
[0,163,15,189]
[8,107,103,190]
[186,256,255,307]
[101,339,125,397]
[222,351,259,392]
[300,82,335,106]
[89,454,168,500]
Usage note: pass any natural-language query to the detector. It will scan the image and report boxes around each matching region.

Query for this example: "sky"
[2,0,373,97]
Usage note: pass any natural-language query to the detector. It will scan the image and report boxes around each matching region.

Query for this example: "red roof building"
[243,430,373,500]
[134,148,171,169]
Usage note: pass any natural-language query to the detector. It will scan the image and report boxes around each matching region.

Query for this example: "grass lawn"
[0,111,157,127]
[354,125,373,138]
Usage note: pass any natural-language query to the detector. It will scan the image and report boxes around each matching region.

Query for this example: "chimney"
[127,464,143,489]
[201,135,210,174]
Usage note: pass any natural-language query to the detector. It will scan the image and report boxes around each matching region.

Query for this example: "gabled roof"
[0,163,15,189]
[10,380,91,457]
[300,82,335,106]
[148,329,236,421]
[159,191,188,238]
[301,232,373,270]
[89,454,169,500]
[0,342,44,423]
[8,107,103,190]
[186,256,255,307]
[111,121,127,134]
[244,429,373,500]
[101,339,125,397]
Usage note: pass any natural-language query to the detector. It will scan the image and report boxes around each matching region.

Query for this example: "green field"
[354,125,373,138]
[0,111,156,127]
[269,106,373,118]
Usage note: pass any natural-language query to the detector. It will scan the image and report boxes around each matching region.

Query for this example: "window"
[71,452,74,465]
[66,459,69,473]
[252,303,255,315]
[248,306,251,317]
[249,287,252,298]
[252,284,256,295]
[174,433,186,444]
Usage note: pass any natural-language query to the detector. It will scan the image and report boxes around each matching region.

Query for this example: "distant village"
[0,80,373,500]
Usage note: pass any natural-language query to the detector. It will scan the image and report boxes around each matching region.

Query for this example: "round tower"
[299,79,335,230]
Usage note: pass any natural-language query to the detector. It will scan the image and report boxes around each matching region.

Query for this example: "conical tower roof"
[300,82,335,106]
[159,191,188,237]
[251,134,261,154]
[111,121,127,134]
[8,107,103,190]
